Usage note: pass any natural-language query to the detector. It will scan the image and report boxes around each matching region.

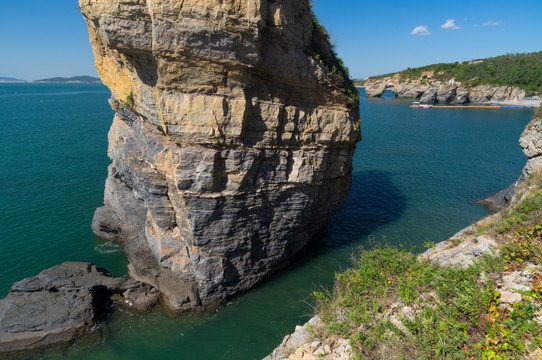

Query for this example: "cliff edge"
[79,0,360,311]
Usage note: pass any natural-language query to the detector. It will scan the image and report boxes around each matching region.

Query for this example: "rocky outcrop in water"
[483,113,542,210]
[264,108,542,360]
[363,73,526,104]
[80,0,360,311]
[0,262,158,352]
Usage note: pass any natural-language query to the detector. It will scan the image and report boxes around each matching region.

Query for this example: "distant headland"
[0,75,101,83]
[355,51,542,105]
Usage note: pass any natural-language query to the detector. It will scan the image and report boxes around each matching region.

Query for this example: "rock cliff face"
[80,0,360,311]
[484,113,542,209]
[519,116,542,177]
[363,73,526,104]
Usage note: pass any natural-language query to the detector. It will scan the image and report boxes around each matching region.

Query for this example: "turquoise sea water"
[0,84,533,359]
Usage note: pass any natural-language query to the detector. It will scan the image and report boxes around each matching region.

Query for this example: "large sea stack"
[80,0,360,311]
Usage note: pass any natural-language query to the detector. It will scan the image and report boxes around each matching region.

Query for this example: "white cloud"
[411,25,432,36]
[441,18,461,30]
[482,20,504,26]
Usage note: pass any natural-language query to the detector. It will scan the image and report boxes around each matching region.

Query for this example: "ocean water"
[0,84,533,359]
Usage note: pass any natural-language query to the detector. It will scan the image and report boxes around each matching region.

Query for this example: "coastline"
[264,108,542,360]
[491,99,542,107]
[357,85,541,108]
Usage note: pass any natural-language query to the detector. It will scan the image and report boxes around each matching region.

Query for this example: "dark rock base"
[0,262,158,353]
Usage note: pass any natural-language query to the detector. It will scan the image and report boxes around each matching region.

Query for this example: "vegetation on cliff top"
[313,170,542,359]
[307,2,359,108]
[367,51,542,96]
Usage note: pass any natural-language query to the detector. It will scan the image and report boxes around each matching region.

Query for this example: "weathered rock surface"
[362,73,526,104]
[80,0,360,311]
[264,316,352,360]
[483,115,542,210]
[0,262,158,353]
[421,229,498,267]
[419,87,438,104]
[520,118,542,177]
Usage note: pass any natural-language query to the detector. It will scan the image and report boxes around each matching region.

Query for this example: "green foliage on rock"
[306,2,359,109]
[368,51,542,95]
[122,91,134,108]
[96,32,103,46]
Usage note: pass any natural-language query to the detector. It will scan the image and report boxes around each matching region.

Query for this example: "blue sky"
[1,0,541,80]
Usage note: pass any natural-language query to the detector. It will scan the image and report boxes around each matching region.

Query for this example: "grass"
[96,32,103,46]
[122,91,134,108]
[313,171,542,359]
[364,51,542,96]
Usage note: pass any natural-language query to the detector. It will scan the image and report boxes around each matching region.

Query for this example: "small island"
[0,75,102,83]
[32,76,101,83]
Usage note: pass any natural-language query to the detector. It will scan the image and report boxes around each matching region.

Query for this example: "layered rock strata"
[363,73,527,104]
[80,0,360,311]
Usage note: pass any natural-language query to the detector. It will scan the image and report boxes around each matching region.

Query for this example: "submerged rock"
[79,0,361,311]
[0,262,158,353]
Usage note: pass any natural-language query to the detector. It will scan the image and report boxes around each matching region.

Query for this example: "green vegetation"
[96,32,103,46]
[367,51,542,96]
[313,172,542,359]
[306,2,359,108]
[122,91,134,108]
[536,103,542,118]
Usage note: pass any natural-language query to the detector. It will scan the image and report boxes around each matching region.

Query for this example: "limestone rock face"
[363,75,526,104]
[483,114,542,210]
[519,118,542,177]
[419,87,438,104]
[80,0,360,311]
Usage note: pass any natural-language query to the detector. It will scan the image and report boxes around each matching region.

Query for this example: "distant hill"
[0,76,26,82]
[34,76,101,83]
[361,50,542,96]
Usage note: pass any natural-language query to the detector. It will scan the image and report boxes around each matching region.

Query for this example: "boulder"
[451,88,469,104]
[420,88,438,104]
[436,87,457,103]
[0,262,158,352]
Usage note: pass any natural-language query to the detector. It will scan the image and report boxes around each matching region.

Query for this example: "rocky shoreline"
[0,262,158,353]
[264,110,542,359]
[362,73,538,105]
